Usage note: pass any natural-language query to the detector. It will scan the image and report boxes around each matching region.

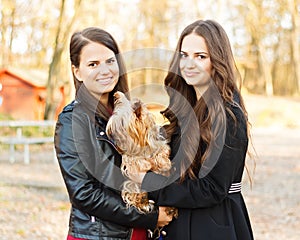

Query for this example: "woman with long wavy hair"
[129,20,254,240]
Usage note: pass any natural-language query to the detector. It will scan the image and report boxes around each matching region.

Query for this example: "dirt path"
[244,127,300,240]
[0,127,299,239]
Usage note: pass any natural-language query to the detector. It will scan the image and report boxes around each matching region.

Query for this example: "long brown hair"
[69,27,129,120]
[162,20,250,180]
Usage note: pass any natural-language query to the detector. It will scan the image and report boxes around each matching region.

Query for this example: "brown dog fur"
[106,91,178,218]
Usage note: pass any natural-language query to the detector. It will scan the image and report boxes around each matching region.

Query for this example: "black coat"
[55,100,158,240]
[143,101,254,240]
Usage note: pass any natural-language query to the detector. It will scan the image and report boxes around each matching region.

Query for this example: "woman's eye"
[197,54,207,59]
[106,58,116,64]
[180,52,188,58]
[88,62,98,67]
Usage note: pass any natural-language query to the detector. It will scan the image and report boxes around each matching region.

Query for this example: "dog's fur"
[106,91,177,218]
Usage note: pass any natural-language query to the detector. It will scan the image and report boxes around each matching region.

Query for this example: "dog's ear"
[132,100,142,119]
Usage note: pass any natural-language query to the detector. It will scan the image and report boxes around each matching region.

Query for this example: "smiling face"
[73,42,119,104]
[179,33,212,98]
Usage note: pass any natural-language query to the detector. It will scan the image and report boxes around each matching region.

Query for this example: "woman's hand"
[157,206,173,227]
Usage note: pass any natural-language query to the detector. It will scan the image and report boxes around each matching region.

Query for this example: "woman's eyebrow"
[180,50,208,54]
[106,56,116,61]
[194,51,209,55]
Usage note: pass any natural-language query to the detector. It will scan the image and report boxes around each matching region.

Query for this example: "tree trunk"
[44,0,82,119]
[289,0,300,94]
[43,0,66,120]
[258,42,273,96]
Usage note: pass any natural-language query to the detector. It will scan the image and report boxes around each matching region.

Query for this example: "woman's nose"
[98,63,110,74]
[186,57,195,68]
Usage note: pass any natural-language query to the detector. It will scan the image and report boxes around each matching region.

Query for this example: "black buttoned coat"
[142,100,254,240]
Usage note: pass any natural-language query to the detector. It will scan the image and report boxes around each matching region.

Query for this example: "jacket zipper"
[96,137,120,152]
[129,228,133,240]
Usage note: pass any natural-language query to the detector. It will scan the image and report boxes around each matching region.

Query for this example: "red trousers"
[67,235,86,240]
[131,228,147,240]
[67,228,146,240]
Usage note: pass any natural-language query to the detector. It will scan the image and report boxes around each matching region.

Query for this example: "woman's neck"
[194,85,209,101]
[99,93,109,108]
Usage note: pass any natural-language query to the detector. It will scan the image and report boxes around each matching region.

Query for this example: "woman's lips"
[96,76,114,85]
[183,71,199,77]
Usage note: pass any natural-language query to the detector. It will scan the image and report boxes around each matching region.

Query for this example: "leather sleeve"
[54,109,158,229]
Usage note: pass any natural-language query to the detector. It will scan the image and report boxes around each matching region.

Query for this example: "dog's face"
[106,91,158,153]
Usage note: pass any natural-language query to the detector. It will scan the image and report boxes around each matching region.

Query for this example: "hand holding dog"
[126,169,177,227]
[157,206,173,227]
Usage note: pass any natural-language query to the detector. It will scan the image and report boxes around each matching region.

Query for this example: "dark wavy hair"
[162,20,249,180]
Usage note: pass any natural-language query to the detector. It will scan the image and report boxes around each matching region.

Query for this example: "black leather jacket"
[54,100,158,240]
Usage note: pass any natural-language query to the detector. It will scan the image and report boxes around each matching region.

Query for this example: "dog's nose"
[113,92,120,99]
[113,92,122,103]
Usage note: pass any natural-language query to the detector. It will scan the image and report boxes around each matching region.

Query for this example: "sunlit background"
[0,0,299,239]
[1,0,300,122]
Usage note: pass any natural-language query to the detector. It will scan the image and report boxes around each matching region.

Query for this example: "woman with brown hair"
[130,20,254,240]
[54,27,172,240]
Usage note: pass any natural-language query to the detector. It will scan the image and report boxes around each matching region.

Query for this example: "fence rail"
[0,120,56,164]
[0,120,56,127]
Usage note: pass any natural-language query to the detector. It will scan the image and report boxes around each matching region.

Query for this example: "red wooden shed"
[0,68,64,120]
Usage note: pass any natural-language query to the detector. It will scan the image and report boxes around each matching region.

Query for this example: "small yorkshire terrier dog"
[106,91,178,219]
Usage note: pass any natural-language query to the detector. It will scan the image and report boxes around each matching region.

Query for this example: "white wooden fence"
[0,120,56,164]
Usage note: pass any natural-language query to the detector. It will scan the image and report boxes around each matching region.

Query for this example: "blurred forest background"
[1,0,300,120]
[1,1,300,239]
